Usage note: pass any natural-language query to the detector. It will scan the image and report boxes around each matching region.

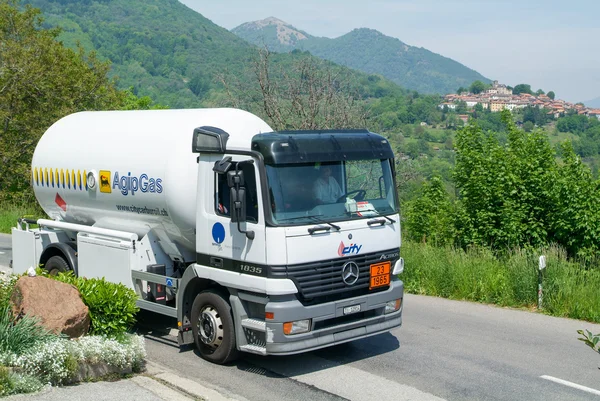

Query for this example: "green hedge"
[47,271,140,337]
[401,241,600,322]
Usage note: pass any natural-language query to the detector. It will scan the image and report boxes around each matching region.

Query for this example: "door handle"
[210,257,223,268]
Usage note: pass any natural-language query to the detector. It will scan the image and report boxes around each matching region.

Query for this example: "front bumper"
[264,279,403,355]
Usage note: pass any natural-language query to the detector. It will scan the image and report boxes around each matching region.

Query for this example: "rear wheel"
[44,255,70,276]
[191,290,238,364]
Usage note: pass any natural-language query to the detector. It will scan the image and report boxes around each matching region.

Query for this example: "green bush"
[49,271,139,337]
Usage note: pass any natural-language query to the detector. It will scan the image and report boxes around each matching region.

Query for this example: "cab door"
[196,154,267,278]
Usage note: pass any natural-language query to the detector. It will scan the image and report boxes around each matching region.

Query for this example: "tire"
[191,290,238,364]
[44,255,70,276]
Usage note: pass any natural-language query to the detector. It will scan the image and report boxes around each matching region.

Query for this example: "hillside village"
[440,80,600,119]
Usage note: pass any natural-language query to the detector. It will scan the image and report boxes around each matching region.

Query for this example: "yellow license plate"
[369,262,391,289]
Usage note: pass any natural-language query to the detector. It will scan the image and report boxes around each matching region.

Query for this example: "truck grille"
[269,249,399,305]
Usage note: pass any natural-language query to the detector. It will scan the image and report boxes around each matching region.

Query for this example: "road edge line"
[540,375,600,396]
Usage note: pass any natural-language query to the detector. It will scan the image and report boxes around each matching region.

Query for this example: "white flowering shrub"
[74,335,146,370]
[13,334,146,385]
[15,338,75,384]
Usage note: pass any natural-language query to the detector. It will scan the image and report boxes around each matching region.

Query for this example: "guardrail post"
[538,255,546,309]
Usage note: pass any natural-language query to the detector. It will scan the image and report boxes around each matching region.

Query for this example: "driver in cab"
[313,164,342,204]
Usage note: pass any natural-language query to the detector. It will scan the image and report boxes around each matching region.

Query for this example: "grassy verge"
[401,241,600,323]
[0,203,44,234]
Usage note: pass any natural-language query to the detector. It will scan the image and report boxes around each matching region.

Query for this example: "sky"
[179,0,600,104]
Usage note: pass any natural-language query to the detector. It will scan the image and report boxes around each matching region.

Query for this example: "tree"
[547,91,556,100]
[217,47,368,130]
[455,101,468,114]
[535,89,545,96]
[453,110,555,248]
[513,84,533,95]
[523,121,534,132]
[404,176,454,245]
[456,86,466,95]
[469,80,487,95]
[121,88,167,110]
[472,102,484,118]
[0,0,127,202]
[523,105,549,126]
[550,142,600,256]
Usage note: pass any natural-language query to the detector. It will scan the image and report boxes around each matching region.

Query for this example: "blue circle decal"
[212,222,225,244]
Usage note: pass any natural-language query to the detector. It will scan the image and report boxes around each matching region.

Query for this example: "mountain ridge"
[25,0,407,109]
[584,96,600,108]
[232,18,490,94]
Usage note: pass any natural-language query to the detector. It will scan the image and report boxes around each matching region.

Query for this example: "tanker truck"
[11,108,404,364]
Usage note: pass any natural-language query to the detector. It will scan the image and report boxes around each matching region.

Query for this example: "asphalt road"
[140,294,600,401]
[0,233,11,271]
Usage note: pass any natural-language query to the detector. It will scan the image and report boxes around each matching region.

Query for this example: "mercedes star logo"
[341,261,360,286]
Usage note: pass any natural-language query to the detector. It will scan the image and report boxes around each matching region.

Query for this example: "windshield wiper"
[367,213,396,226]
[277,214,340,234]
[277,214,325,223]
[307,216,341,234]
[381,215,396,223]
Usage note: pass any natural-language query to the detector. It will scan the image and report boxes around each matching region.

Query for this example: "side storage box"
[11,228,41,274]
[77,233,136,288]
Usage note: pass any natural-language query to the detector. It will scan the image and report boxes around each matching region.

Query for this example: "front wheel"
[191,290,238,364]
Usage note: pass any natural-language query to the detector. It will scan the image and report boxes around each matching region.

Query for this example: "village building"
[440,80,596,116]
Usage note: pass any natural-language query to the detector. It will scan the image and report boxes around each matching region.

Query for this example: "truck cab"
[179,128,404,363]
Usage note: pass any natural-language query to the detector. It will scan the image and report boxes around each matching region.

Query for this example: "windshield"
[265,159,398,225]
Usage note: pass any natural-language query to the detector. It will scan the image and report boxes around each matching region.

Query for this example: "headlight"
[392,257,404,275]
[385,298,402,314]
[283,319,311,335]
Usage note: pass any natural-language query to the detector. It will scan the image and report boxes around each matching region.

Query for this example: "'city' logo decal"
[338,241,362,257]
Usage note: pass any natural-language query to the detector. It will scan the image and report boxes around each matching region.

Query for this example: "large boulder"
[10,276,90,337]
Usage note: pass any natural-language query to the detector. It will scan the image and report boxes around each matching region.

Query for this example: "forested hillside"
[26,0,257,107]
[27,0,414,109]
[233,18,490,95]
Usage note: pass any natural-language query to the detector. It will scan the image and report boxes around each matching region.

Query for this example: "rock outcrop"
[10,276,90,337]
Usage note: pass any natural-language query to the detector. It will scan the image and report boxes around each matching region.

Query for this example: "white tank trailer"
[13,108,405,364]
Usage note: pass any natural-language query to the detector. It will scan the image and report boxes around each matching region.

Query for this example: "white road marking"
[0,252,4,254]
[541,375,600,396]
[254,353,446,401]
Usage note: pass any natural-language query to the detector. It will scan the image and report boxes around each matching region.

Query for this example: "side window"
[215,163,259,223]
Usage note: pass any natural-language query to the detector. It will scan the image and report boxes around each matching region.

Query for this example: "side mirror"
[226,168,254,240]
[230,187,247,223]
